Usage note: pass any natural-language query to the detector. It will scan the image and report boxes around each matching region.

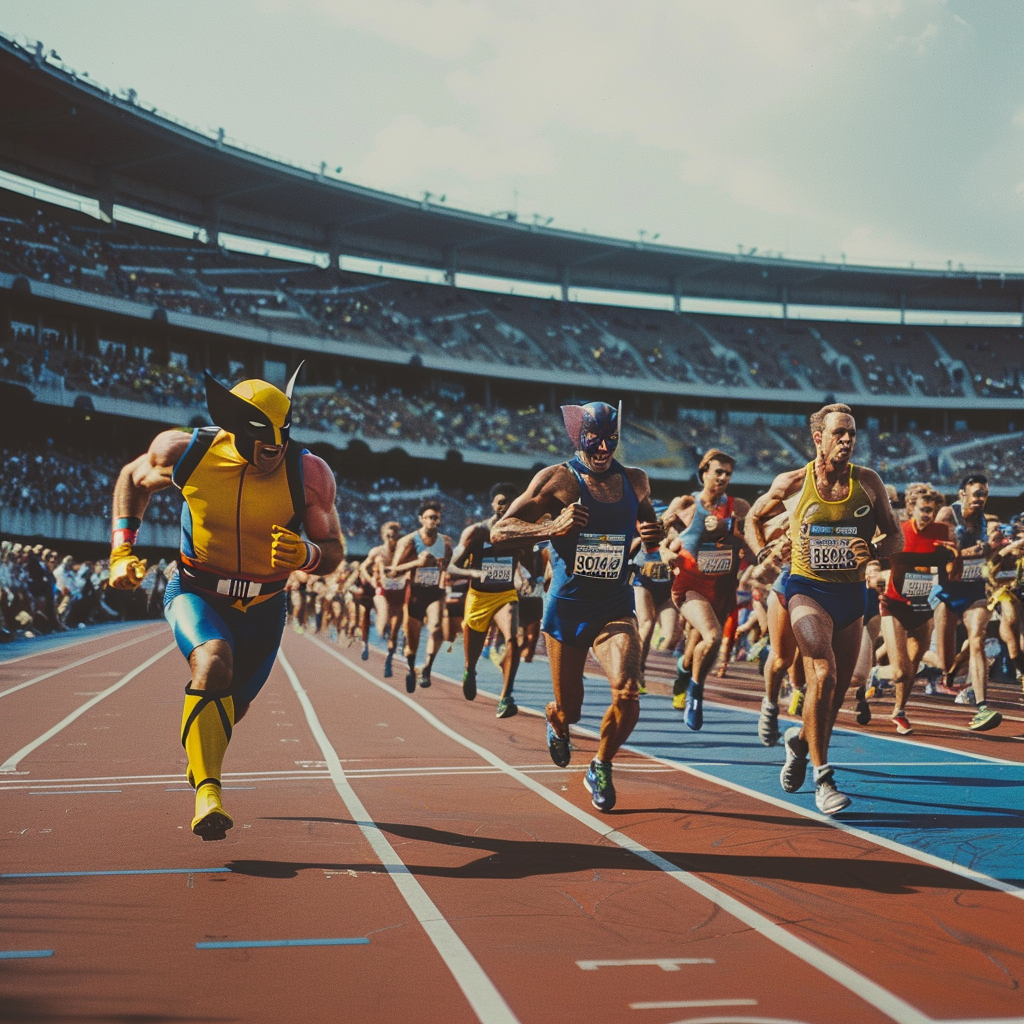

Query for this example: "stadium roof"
[3,34,1023,317]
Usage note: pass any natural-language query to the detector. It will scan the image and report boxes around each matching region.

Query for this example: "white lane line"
[0,643,176,773]
[310,638,934,1024]
[578,958,714,970]
[278,651,519,1024]
[630,1000,758,1009]
[0,629,168,700]
[0,624,166,668]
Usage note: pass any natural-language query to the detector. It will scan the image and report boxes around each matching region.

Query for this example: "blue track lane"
[399,640,1024,888]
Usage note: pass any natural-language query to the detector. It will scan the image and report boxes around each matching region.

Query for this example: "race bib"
[481,557,514,584]
[807,525,859,572]
[960,557,984,582]
[900,571,935,598]
[413,567,441,587]
[573,533,626,579]
[696,544,734,575]
[382,576,405,591]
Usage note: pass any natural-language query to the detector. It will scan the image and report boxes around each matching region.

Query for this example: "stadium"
[2,33,1024,562]
[2,24,1023,1024]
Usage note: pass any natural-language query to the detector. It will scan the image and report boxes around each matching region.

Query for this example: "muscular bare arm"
[448,524,487,580]
[490,464,586,544]
[859,468,903,560]
[625,467,665,549]
[299,453,345,574]
[111,429,191,527]
[745,469,804,554]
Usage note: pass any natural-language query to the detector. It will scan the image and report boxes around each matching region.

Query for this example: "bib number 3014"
[573,534,626,579]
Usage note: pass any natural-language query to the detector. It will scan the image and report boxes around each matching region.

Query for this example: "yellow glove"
[109,543,147,590]
[271,525,321,573]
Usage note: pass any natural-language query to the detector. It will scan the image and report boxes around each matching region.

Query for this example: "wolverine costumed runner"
[110,366,345,839]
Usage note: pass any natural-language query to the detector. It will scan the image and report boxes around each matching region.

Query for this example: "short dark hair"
[418,500,442,516]
[959,473,988,491]
[489,482,517,501]
[698,448,735,474]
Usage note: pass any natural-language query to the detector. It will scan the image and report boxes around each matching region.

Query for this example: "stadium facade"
[2,33,1023,554]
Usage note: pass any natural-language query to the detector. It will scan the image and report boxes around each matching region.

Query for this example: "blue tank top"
[950,501,986,587]
[410,531,445,589]
[549,461,639,601]
[677,492,734,559]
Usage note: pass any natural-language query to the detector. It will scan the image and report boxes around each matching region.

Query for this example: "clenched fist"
[271,524,321,573]
[109,543,147,590]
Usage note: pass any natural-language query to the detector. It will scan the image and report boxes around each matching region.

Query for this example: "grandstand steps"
[938,431,1024,475]
[579,312,657,380]
[812,331,869,393]
[685,318,757,387]
[925,329,976,397]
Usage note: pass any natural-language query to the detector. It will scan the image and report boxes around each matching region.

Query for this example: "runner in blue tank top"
[491,401,664,812]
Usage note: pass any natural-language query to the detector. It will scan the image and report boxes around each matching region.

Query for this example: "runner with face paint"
[109,365,345,839]
[490,401,664,812]
[747,403,902,815]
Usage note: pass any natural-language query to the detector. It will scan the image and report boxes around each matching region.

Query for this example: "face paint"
[561,401,620,466]
[204,362,302,465]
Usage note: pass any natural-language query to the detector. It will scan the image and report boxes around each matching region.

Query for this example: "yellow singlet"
[789,462,876,584]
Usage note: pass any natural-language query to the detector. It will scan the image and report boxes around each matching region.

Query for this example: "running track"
[1,622,1022,1024]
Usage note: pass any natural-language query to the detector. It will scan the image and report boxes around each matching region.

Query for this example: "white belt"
[215,578,264,599]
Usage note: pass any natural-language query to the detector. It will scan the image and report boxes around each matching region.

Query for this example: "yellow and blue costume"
[166,374,306,840]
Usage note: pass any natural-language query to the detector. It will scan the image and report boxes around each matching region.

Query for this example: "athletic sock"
[813,763,833,783]
[181,687,234,793]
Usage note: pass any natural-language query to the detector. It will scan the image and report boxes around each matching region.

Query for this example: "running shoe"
[361,643,369,661]
[683,679,704,731]
[954,687,975,706]
[546,721,572,767]
[673,658,691,698]
[405,667,417,694]
[637,673,647,696]
[672,692,686,710]
[384,651,394,678]
[814,768,851,815]
[419,667,432,688]
[969,705,1002,731]
[758,697,781,747]
[489,645,504,667]
[583,759,616,812]
[788,688,804,717]
[495,696,518,719]
[854,685,872,726]
[891,711,914,735]
[462,669,477,701]
[780,725,809,793]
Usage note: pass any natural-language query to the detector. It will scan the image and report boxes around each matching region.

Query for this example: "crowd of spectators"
[0,538,164,642]
[5,196,1024,404]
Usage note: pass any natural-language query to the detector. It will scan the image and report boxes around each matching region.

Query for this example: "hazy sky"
[4,1,1023,271]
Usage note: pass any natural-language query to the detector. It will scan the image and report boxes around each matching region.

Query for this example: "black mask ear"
[203,371,265,463]
[285,360,303,403]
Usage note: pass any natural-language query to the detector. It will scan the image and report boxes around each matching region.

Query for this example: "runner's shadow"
[242,819,1017,892]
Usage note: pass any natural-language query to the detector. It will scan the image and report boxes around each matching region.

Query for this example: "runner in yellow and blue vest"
[747,403,902,816]
[109,365,345,840]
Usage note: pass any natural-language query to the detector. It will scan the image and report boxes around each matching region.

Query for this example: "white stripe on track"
[0,628,169,700]
[0,643,176,773]
[310,636,1000,1024]
[278,650,521,1024]
[0,623,166,667]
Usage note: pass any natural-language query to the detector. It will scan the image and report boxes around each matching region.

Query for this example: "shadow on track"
[227,819,1016,892]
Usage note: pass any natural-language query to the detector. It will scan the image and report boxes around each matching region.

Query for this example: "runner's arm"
[745,470,803,555]
[299,453,346,575]
[490,465,585,543]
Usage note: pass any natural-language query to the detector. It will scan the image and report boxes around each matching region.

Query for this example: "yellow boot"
[181,688,235,841]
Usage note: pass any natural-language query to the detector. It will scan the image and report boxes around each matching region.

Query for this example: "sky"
[3,0,1024,272]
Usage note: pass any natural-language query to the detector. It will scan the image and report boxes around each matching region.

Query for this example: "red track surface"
[2,624,1022,1024]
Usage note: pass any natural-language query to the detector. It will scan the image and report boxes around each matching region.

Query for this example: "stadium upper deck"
[2,32,1023,319]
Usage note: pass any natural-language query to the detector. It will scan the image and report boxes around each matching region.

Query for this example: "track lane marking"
[0,624,166,668]
[0,643,176,773]
[279,650,520,1024]
[0,629,169,700]
[309,636,988,1024]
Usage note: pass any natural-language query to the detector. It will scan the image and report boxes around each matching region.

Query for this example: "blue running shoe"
[584,759,616,812]
[684,678,704,730]
[361,644,369,661]
[384,651,394,678]
[546,721,571,767]
[405,667,417,694]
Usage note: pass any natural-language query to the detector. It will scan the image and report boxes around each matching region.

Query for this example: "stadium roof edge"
[2,34,1024,316]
